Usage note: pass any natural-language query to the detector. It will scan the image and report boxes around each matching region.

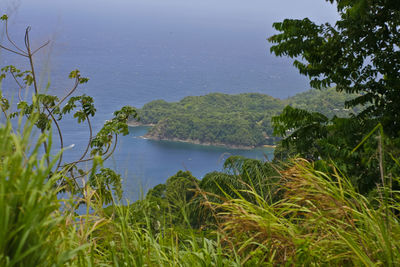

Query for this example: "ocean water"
[115,127,274,200]
[0,0,338,200]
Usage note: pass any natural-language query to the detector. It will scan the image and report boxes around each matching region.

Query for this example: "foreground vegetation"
[2,119,400,265]
[136,88,358,148]
[2,0,400,265]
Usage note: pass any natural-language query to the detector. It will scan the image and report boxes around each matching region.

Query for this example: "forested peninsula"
[130,87,359,148]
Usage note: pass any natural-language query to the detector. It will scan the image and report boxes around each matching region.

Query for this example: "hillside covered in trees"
[133,87,359,148]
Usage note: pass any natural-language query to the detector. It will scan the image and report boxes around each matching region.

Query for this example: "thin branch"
[47,76,80,121]
[61,132,116,169]
[69,134,116,180]
[78,115,93,161]
[45,105,64,170]
[5,19,26,54]
[101,141,112,157]
[66,157,95,167]
[32,40,50,55]
[25,27,39,95]
[23,26,50,166]
[24,26,31,51]
[0,44,28,57]
[56,168,80,192]
[69,169,91,182]
[10,71,23,102]
[55,112,93,173]
[62,143,111,168]
[70,168,81,191]
[60,134,118,187]
[51,78,79,113]
[103,134,118,161]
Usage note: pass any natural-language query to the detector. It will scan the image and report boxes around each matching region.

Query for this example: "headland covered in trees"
[129,87,359,149]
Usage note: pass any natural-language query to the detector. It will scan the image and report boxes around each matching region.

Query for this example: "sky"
[2,0,339,38]
[0,0,340,103]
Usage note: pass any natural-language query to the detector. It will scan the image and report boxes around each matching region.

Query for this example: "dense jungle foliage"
[137,87,358,148]
[2,0,400,265]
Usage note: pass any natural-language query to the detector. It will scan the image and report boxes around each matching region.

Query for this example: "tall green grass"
[0,119,240,266]
[215,159,400,265]
[1,117,400,266]
[0,120,88,266]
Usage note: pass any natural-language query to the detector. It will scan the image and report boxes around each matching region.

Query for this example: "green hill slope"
[132,88,358,148]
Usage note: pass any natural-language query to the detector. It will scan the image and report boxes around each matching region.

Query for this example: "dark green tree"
[269,0,400,137]
[269,0,400,193]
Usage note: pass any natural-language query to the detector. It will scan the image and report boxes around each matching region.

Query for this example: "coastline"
[128,120,276,150]
[127,120,155,127]
[262,144,276,148]
[142,134,275,150]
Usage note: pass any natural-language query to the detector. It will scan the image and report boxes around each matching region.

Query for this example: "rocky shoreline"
[127,120,154,127]
[128,120,276,150]
[145,133,276,150]
[145,135,256,149]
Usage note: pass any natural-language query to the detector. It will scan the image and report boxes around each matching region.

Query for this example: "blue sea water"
[116,127,274,200]
[0,0,338,200]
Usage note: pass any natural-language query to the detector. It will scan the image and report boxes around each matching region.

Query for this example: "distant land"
[129,88,359,149]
